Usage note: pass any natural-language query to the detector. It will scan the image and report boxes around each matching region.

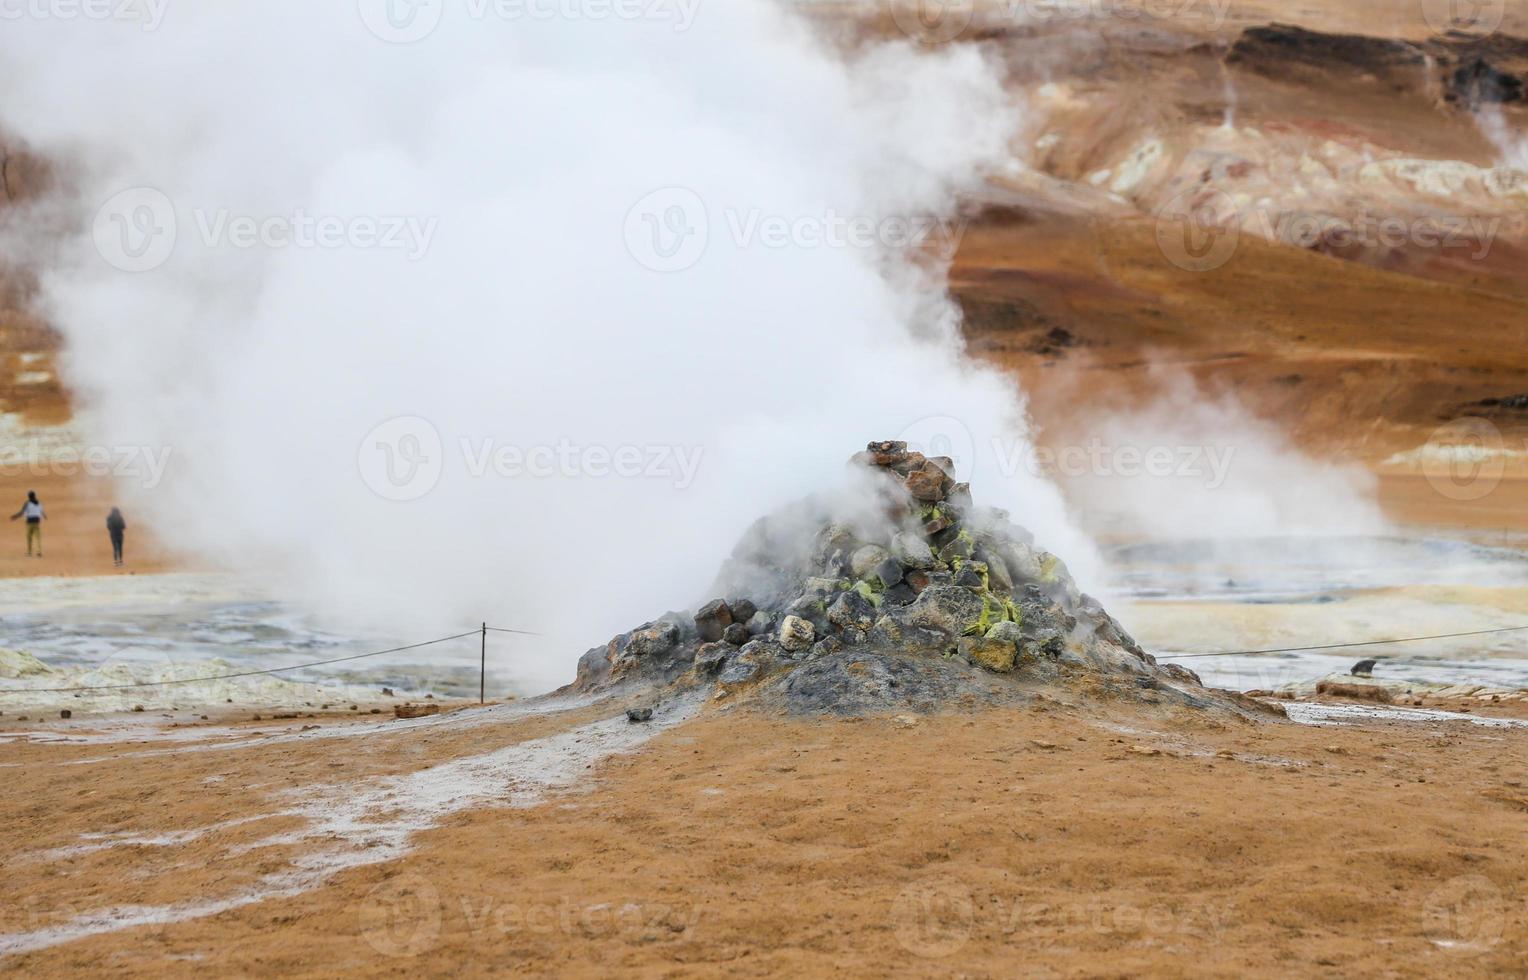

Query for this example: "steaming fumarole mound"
[575,441,1240,715]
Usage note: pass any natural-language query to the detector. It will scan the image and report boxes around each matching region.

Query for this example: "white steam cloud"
[1476,105,1527,169]
[0,2,1099,691]
[1044,370,1388,544]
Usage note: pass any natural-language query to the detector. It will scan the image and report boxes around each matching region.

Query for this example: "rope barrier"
[5,619,1525,693]
[0,626,537,694]
[1164,623,1528,659]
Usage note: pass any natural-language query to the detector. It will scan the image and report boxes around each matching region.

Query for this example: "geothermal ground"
[2,694,1526,975]
[1,0,1527,976]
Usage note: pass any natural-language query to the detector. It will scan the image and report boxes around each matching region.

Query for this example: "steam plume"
[0,2,1098,691]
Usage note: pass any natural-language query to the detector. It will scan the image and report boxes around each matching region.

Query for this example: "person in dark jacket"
[106,507,127,566]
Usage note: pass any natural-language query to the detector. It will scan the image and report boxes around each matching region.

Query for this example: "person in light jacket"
[10,490,45,557]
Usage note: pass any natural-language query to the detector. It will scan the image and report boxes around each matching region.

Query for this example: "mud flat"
[1,686,1524,977]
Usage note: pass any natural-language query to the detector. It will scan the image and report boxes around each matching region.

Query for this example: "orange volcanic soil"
[3,696,1525,977]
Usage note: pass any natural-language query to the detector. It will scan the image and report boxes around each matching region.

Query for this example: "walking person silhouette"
[107,507,127,566]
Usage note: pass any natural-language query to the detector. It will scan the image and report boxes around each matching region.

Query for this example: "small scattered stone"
[59,709,72,719]
[1315,681,1393,704]
[395,703,442,719]
[626,707,654,723]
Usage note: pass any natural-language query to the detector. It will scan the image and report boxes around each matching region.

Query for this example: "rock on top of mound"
[572,441,1244,716]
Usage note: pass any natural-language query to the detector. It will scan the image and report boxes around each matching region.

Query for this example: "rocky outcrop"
[571,441,1263,717]
[1228,23,1528,110]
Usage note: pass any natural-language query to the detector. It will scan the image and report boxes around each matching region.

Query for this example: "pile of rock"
[574,441,1202,713]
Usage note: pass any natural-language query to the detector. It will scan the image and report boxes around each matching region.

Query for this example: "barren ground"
[2,694,1525,977]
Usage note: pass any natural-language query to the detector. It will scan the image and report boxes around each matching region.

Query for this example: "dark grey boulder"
[694,642,733,675]
[718,659,760,685]
[891,531,937,570]
[813,635,846,658]
[953,561,987,592]
[626,621,680,657]
[849,545,891,580]
[779,615,815,652]
[870,558,904,589]
[827,590,877,634]
[902,585,986,636]
[694,599,734,643]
